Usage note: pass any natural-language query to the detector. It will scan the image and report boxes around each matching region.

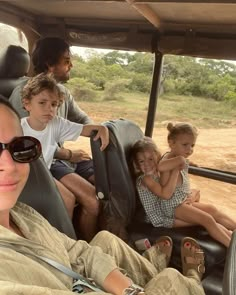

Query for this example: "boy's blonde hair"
[130,136,161,176]
[22,73,63,103]
[167,122,198,142]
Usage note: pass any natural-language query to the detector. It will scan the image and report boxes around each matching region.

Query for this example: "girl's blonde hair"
[167,122,198,142]
[130,136,161,176]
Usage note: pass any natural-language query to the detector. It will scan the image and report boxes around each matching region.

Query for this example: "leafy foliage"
[66,77,97,101]
[103,79,129,101]
[68,50,236,103]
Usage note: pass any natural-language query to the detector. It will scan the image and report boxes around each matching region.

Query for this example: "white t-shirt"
[21,116,83,168]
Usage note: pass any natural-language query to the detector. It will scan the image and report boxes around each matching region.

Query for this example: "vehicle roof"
[1,1,236,60]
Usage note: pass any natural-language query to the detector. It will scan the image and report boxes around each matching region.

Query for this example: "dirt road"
[65,128,236,219]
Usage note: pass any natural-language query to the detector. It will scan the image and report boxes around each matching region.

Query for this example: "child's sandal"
[154,236,173,266]
[181,237,205,280]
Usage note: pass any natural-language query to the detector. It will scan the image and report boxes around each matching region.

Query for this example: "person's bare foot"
[154,236,173,266]
[181,237,205,280]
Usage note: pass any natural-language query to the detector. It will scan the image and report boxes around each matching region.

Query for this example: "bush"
[103,79,129,101]
[224,91,236,108]
[128,73,152,93]
[224,90,236,101]
[66,77,97,101]
[163,79,176,94]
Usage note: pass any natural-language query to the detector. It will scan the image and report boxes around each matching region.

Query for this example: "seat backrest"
[19,157,77,240]
[223,230,236,295]
[90,119,143,237]
[0,45,30,98]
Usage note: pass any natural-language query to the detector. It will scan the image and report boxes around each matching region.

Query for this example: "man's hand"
[69,149,91,163]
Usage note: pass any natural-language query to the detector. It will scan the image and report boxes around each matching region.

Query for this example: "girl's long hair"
[129,136,161,177]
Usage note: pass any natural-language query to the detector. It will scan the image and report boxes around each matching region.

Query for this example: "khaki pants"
[90,231,205,295]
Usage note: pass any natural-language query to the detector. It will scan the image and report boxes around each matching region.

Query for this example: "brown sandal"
[154,236,173,266]
[181,237,205,280]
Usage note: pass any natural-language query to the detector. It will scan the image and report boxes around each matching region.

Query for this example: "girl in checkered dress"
[131,123,236,248]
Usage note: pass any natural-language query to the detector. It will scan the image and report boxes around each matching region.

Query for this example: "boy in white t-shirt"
[21,73,109,241]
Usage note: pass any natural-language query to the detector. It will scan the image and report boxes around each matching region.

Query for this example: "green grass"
[76,92,236,129]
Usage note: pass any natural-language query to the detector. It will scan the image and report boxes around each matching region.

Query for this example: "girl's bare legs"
[192,202,236,230]
[174,219,194,227]
[173,215,232,238]
[54,178,75,219]
[175,204,231,247]
[217,222,232,238]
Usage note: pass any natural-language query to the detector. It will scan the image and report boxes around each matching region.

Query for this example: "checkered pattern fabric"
[136,175,173,228]
[136,162,190,228]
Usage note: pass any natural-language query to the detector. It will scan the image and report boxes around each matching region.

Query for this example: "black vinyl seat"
[19,158,77,240]
[0,45,30,98]
[90,118,232,295]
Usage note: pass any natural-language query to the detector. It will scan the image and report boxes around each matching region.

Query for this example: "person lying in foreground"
[0,95,205,295]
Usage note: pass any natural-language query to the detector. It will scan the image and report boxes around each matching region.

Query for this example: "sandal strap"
[198,264,205,274]
[185,262,205,274]
[194,250,204,259]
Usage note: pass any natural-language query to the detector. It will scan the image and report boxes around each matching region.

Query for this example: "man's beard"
[55,72,70,83]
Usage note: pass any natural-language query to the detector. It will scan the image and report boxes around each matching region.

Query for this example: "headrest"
[0,45,30,78]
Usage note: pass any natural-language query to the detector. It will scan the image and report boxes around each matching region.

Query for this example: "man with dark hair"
[32,37,70,74]
[9,37,99,241]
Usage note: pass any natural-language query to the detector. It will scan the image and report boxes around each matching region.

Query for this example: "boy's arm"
[81,124,109,151]
[143,168,179,200]
[54,147,91,162]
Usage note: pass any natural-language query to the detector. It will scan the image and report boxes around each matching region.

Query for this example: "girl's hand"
[190,189,200,202]
[93,125,109,151]
[189,160,199,167]
[186,189,200,204]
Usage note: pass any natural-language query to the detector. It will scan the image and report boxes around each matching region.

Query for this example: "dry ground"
[65,128,236,220]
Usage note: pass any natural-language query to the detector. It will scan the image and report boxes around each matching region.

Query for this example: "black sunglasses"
[0,136,42,163]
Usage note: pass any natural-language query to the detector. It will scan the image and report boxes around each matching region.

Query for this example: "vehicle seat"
[0,45,30,98]
[90,119,143,241]
[19,157,77,240]
[223,230,236,295]
[90,118,227,295]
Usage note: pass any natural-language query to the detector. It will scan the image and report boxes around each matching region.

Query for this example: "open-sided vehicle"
[0,1,235,295]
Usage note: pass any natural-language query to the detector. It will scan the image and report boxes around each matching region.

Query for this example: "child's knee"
[84,198,100,216]
[201,213,215,226]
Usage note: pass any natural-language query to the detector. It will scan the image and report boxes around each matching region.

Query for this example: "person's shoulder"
[13,202,45,223]
[51,116,70,129]
[57,83,70,95]
[53,116,67,124]
[11,77,29,93]
[20,117,28,125]
[57,83,74,102]
[160,151,170,161]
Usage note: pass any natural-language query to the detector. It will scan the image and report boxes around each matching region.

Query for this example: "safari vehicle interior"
[0,1,236,295]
